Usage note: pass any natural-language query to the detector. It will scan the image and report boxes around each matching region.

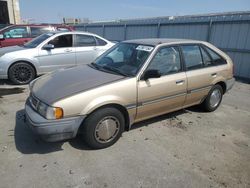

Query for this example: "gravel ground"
[0,80,249,188]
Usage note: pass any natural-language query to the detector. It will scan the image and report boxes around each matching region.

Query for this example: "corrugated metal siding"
[85,26,103,36]
[159,24,208,40]
[75,12,250,80]
[126,25,158,39]
[104,26,124,41]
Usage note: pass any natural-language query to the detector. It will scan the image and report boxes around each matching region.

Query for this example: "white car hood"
[0,45,25,57]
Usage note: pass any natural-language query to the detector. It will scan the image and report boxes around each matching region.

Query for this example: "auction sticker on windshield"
[136,45,154,52]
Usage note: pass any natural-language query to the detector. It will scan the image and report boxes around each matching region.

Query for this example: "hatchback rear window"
[30,27,53,37]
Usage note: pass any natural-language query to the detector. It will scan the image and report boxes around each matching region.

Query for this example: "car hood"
[31,65,125,104]
[0,45,25,57]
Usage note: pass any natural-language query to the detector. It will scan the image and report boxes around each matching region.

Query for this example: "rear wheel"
[202,84,223,112]
[9,62,36,85]
[81,107,125,149]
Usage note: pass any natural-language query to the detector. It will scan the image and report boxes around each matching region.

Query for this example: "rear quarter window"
[95,37,107,46]
[203,46,227,65]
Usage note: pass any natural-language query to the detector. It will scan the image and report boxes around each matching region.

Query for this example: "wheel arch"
[215,81,226,94]
[80,103,130,132]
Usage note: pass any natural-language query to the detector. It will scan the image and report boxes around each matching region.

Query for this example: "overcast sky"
[19,0,250,23]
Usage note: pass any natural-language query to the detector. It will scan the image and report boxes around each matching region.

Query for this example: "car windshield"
[92,42,154,76]
[23,33,55,48]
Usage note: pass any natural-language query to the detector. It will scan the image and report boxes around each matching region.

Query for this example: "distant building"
[63,17,90,25]
[63,18,80,25]
[0,0,20,24]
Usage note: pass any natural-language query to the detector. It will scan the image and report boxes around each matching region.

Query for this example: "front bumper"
[25,99,86,142]
[225,77,235,92]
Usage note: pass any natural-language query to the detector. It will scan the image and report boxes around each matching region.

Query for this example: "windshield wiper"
[102,65,128,77]
[89,62,101,70]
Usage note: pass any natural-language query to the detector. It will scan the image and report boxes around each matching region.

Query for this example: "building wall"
[75,12,250,80]
[0,0,20,24]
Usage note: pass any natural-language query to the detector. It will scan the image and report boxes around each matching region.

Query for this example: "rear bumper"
[25,100,85,142]
[225,77,235,92]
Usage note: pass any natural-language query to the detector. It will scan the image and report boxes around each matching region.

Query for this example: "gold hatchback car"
[25,39,235,149]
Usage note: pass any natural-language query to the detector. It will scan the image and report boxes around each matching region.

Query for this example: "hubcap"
[209,89,221,108]
[94,116,120,143]
[12,65,32,83]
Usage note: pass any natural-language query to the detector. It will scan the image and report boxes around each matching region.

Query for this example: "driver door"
[38,34,76,73]
[136,46,187,122]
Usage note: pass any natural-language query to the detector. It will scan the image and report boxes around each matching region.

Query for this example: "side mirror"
[0,34,4,40]
[142,69,161,80]
[43,44,54,50]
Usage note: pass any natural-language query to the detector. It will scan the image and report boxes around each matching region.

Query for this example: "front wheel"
[202,84,223,112]
[81,107,125,149]
[9,62,36,85]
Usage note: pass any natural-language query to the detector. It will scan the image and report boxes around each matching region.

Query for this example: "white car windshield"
[23,33,55,48]
[93,42,154,76]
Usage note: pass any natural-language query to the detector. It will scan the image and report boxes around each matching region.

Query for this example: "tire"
[81,107,125,149]
[9,62,36,85]
[202,84,223,112]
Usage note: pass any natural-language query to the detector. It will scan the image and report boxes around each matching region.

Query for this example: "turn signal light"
[54,107,63,119]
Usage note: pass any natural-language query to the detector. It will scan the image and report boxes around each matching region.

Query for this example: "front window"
[147,46,181,75]
[24,33,55,48]
[93,43,154,76]
[48,34,73,48]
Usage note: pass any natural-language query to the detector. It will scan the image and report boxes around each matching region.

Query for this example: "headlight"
[37,101,63,120]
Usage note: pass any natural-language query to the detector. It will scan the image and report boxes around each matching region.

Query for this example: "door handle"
[211,73,217,77]
[176,80,184,85]
[64,49,72,52]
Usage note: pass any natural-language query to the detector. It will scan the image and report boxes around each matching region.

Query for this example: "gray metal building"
[75,11,250,81]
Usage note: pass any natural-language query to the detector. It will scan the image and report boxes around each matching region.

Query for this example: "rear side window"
[147,46,181,75]
[75,34,96,47]
[48,34,73,48]
[203,46,227,65]
[30,27,53,37]
[181,45,203,71]
[3,27,29,38]
[95,37,107,46]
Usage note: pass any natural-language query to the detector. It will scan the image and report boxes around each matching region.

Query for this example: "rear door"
[136,46,187,122]
[181,44,220,107]
[0,26,30,47]
[38,34,76,73]
[74,34,99,65]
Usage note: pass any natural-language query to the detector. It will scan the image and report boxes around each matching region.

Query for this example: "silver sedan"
[0,31,114,84]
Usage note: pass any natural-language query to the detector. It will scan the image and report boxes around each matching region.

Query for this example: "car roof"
[48,31,101,36]
[6,24,70,27]
[123,38,203,46]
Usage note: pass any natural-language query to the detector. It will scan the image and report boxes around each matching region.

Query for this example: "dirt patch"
[162,116,187,130]
[0,88,25,98]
